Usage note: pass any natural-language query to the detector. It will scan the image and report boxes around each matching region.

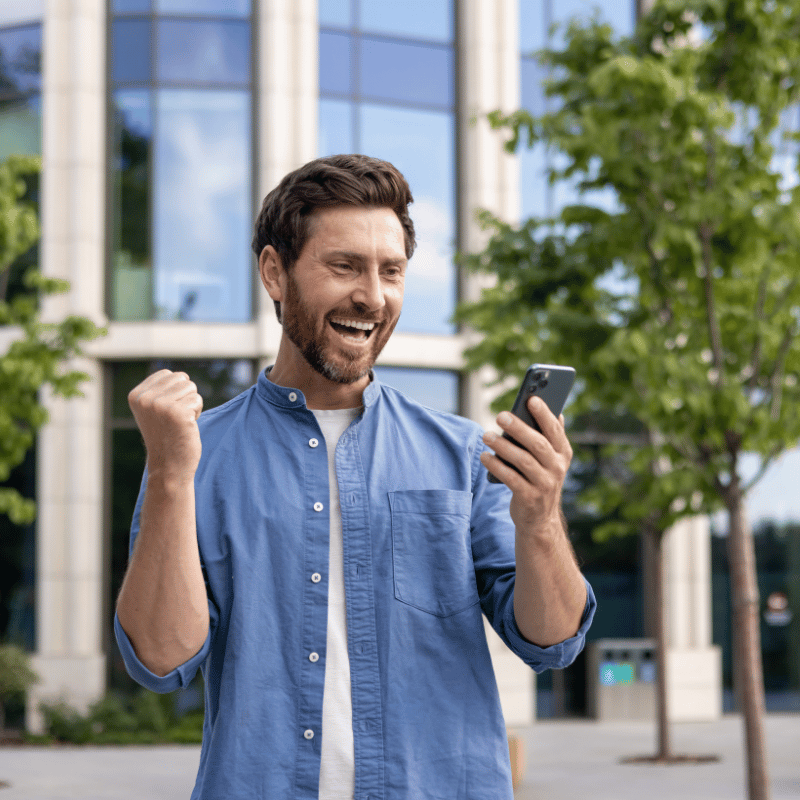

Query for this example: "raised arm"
[480,396,587,647]
[116,369,209,677]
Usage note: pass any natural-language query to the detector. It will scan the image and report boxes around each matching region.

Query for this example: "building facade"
[2,0,731,730]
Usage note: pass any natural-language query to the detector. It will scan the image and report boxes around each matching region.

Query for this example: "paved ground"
[0,713,797,799]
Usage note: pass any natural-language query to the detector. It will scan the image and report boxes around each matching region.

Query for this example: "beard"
[280,271,398,385]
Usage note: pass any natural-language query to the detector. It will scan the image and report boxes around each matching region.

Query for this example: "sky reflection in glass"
[372,367,459,415]
[0,0,43,26]
[318,99,353,156]
[157,19,249,85]
[360,104,455,335]
[0,25,41,93]
[319,31,352,95]
[550,0,634,47]
[319,0,350,28]
[155,0,250,16]
[112,0,150,13]
[359,0,451,42]
[360,38,452,107]
[111,19,151,83]
[153,90,251,322]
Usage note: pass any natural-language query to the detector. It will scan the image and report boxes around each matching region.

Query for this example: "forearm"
[116,476,209,677]
[513,517,587,648]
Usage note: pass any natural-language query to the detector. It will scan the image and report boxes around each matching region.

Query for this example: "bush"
[39,701,93,744]
[0,644,39,732]
[38,689,204,745]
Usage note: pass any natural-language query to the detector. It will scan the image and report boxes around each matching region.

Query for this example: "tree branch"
[742,443,784,494]
[769,320,799,420]
[746,266,769,392]
[699,221,725,382]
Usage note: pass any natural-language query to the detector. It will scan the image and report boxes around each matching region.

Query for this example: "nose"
[351,267,385,313]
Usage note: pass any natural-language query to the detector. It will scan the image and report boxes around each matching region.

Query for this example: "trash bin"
[586,638,657,721]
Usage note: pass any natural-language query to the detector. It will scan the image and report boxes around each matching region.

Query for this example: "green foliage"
[0,156,106,524]
[36,689,203,745]
[0,644,39,699]
[458,0,800,535]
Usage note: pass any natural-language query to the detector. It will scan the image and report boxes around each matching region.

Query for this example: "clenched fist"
[128,370,204,484]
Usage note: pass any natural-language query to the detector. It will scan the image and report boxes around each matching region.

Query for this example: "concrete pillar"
[254,0,318,359]
[662,516,722,721]
[458,0,534,726]
[28,0,108,731]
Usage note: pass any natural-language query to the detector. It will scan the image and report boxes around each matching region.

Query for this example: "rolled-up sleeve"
[501,578,596,672]
[114,613,211,693]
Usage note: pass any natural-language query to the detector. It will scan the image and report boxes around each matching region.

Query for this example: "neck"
[267,336,369,410]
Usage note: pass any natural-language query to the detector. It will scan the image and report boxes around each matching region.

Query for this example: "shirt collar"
[256,366,382,409]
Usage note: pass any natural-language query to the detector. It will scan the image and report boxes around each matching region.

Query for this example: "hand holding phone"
[486,364,576,484]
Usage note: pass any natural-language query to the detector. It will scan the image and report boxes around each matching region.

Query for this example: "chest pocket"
[389,490,479,618]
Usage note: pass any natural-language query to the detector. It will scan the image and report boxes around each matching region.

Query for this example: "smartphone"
[487,364,576,484]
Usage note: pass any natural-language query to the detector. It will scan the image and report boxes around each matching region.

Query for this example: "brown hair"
[252,155,416,320]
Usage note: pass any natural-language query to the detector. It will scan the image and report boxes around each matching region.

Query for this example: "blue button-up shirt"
[115,369,596,800]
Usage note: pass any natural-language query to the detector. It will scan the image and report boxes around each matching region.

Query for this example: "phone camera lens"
[539,379,549,388]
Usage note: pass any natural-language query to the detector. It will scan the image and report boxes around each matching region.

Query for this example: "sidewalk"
[0,714,797,799]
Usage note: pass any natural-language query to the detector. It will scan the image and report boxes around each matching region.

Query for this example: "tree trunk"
[726,486,770,800]
[646,522,671,761]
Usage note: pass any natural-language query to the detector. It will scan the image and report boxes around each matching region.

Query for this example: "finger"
[494,411,556,467]
[480,449,532,491]
[483,430,549,484]
[526,397,572,456]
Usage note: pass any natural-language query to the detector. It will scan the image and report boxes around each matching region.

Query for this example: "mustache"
[326,309,386,324]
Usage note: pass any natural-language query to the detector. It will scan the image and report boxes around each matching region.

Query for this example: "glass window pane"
[521,56,546,115]
[157,20,250,85]
[520,0,546,54]
[111,359,255,418]
[0,25,42,94]
[112,0,151,14]
[0,96,41,159]
[551,0,634,47]
[372,367,459,414]
[111,90,152,320]
[111,19,152,83]
[319,31,352,95]
[153,90,252,322]
[360,104,455,335]
[520,142,549,220]
[360,38,452,107]
[319,0,350,28]
[155,0,250,16]
[0,0,43,26]
[319,98,354,156]
[359,0,452,43]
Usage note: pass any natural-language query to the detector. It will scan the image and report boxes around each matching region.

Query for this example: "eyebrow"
[324,250,408,267]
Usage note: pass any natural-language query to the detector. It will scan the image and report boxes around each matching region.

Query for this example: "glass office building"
[3,0,746,729]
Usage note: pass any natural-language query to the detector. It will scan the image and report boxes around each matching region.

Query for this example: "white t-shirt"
[311,407,361,800]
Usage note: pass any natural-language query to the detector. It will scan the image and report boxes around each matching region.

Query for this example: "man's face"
[277,205,407,385]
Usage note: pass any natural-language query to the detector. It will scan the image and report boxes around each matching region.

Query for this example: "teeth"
[331,318,376,331]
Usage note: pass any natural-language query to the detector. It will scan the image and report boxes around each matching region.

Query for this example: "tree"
[456,2,800,798]
[0,155,106,524]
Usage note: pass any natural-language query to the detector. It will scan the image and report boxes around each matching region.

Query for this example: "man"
[115,154,596,799]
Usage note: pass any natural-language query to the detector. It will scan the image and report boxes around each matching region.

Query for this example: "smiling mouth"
[329,317,377,342]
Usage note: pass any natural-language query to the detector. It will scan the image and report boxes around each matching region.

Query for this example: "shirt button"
[288,392,298,402]
[309,438,319,448]
[314,502,323,512]
[309,652,319,662]
[311,572,321,583]
[304,729,314,740]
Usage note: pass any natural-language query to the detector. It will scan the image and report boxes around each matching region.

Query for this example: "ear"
[258,246,285,304]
